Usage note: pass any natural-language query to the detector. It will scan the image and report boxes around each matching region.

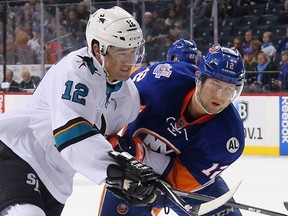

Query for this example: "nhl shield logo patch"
[153,63,172,78]
[117,203,129,215]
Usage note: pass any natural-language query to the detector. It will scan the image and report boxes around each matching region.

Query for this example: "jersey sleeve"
[33,51,116,184]
[130,61,197,107]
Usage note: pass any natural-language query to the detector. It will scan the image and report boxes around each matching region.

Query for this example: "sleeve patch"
[152,63,172,78]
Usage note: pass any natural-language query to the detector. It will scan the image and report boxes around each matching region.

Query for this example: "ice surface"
[62,155,288,216]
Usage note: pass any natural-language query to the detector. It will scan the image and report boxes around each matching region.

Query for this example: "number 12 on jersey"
[202,163,228,179]
[62,80,89,105]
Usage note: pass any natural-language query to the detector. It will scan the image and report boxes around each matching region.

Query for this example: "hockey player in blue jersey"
[0,6,161,216]
[99,44,246,215]
[167,38,199,65]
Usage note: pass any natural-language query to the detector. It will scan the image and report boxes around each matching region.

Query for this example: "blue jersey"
[128,61,245,192]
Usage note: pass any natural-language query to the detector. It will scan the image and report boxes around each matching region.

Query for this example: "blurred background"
[0,0,287,93]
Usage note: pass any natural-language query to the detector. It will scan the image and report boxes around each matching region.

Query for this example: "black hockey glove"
[106,151,161,207]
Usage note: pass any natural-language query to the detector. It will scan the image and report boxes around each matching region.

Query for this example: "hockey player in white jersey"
[0,6,160,216]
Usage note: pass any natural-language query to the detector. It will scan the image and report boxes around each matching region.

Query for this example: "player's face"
[198,77,236,114]
[104,47,137,82]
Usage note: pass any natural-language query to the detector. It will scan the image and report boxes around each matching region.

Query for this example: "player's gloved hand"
[106,151,161,207]
[107,135,146,161]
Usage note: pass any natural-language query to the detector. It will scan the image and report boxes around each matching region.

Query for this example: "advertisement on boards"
[234,96,280,156]
[279,96,288,155]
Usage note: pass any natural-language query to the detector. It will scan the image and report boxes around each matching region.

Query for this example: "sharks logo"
[98,14,106,24]
[77,55,100,76]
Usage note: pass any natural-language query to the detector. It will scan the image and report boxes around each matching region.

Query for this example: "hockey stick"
[107,151,240,215]
[172,188,288,216]
[156,179,241,216]
[284,202,288,211]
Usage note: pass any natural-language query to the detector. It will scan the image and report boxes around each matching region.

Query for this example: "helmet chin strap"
[100,53,121,85]
[105,71,121,85]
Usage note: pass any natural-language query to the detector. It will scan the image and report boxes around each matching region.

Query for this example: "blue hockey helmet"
[197,44,245,100]
[167,38,198,64]
[198,44,245,86]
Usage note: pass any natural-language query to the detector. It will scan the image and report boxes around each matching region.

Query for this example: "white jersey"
[0,47,140,203]
[261,43,276,57]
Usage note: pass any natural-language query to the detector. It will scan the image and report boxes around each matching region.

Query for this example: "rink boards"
[1,92,288,156]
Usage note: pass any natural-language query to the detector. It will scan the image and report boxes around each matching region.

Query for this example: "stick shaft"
[173,189,288,216]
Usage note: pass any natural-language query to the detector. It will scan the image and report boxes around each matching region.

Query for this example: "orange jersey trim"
[165,158,201,192]
[176,89,215,129]
[130,66,140,75]
[98,185,107,216]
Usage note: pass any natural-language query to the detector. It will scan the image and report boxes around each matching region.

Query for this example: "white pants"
[0,204,45,216]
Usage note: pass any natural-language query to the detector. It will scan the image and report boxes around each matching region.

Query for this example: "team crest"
[117,203,129,215]
[152,63,172,78]
[209,44,221,53]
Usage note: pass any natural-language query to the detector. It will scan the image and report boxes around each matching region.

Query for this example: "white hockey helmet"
[86,6,144,55]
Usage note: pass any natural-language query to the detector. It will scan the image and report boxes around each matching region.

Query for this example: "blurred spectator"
[142,11,157,64]
[27,0,37,7]
[0,33,16,64]
[242,29,254,50]
[33,1,52,28]
[172,0,188,25]
[249,51,278,92]
[45,18,68,64]
[279,0,288,24]
[152,10,160,21]
[22,21,33,39]
[191,0,207,20]
[149,18,169,43]
[19,69,41,90]
[0,69,20,92]
[165,8,181,27]
[28,23,41,64]
[76,1,90,25]
[251,39,263,57]
[243,48,257,71]
[221,0,234,18]
[66,7,86,48]
[145,0,167,17]
[204,1,214,22]
[261,31,276,59]
[15,30,36,64]
[143,11,157,42]
[6,7,17,36]
[148,17,169,61]
[243,47,258,91]
[168,24,190,43]
[275,51,288,90]
[15,2,34,28]
[232,36,243,55]
[275,26,288,56]
[204,0,232,23]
